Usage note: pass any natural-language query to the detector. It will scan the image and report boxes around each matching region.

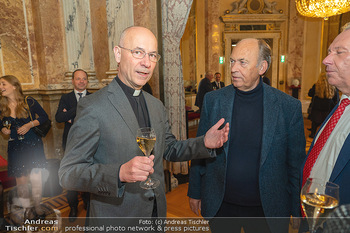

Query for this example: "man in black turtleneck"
[188,38,306,233]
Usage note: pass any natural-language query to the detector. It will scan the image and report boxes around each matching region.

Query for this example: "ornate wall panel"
[161,0,193,174]
[0,0,37,87]
[103,0,134,84]
[61,0,98,88]
[221,0,287,88]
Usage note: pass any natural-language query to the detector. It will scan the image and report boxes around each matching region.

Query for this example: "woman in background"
[0,75,48,219]
[308,73,339,138]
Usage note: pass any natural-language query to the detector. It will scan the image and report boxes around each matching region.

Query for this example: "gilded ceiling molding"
[221,0,286,32]
[226,0,283,15]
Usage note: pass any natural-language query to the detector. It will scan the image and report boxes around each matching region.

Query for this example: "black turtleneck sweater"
[224,79,263,206]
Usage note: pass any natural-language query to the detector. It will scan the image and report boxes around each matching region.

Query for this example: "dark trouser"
[67,190,89,209]
[209,201,271,233]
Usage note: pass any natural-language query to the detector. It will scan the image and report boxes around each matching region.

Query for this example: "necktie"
[78,93,83,101]
[302,98,350,187]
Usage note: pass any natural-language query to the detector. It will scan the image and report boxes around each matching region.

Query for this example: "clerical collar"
[116,76,142,97]
[133,90,141,96]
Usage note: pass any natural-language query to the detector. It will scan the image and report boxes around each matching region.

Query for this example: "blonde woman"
[308,73,339,138]
[0,75,48,219]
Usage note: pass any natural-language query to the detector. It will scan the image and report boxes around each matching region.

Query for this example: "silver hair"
[257,39,271,74]
[342,22,350,32]
[205,71,213,78]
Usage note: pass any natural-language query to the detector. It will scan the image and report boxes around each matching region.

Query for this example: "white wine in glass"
[136,127,159,189]
[3,120,11,129]
[301,178,339,233]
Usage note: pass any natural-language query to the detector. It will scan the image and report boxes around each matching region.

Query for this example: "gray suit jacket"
[59,78,212,220]
[188,84,306,233]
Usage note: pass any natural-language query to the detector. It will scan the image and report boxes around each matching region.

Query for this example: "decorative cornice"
[224,0,283,15]
[221,6,287,32]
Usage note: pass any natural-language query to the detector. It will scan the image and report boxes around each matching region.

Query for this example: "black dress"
[1,97,48,177]
[308,85,339,137]
[308,85,339,125]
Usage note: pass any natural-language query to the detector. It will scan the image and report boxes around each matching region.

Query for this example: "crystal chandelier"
[295,0,350,20]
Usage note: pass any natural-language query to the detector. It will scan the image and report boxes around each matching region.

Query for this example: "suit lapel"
[330,135,350,181]
[326,105,350,181]
[221,85,235,158]
[107,79,139,137]
[69,91,78,108]
[260,85,279,166]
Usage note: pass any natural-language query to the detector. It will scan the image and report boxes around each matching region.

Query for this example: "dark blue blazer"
[302,102,350,206]
[188,84,306,232]
[55,91,91,149]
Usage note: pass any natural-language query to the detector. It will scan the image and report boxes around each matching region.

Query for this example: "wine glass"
[16,126,24,140]
[2,119,11,129]
[301,178,339,233]
[136,127,159,189]
[3,119,14,141]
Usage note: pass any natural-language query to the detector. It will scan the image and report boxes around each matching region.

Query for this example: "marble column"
[161,0,193,175]
[103,0,134,85]
[0,0,37,87]
[62,0,98,88]
[133,0,160,98]
[207,0,221,75]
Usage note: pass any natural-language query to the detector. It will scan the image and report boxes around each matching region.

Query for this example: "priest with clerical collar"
[59,26,229,230]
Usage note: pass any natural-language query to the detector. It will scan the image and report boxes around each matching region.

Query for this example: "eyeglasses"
[119,46,161,62]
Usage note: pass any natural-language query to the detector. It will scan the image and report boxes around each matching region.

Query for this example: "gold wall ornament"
[295,0,350,20]
[226,0,282,15]
[247,0,264,14]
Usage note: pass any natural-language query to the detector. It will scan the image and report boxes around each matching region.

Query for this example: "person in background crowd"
[55,69,90,222]
[212,72,225,90]
[0,75,48,220]
[195,71,214,112]
[307,73,339,138]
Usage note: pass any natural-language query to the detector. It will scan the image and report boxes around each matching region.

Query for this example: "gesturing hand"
[119,155,155,183]
[204,118,229,149]
[189,198,202,216]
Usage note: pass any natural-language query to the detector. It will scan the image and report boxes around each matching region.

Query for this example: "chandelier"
[296,0,350,20]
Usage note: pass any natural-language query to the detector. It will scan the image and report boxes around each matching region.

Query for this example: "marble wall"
[181,3,196,92]
[287,0,305,87]
[0,0,154,160]
[207,0,222,75]
[0,0,38,88]
[1,0,348,161]
[133,0,160,98]
[180,0,343,109]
